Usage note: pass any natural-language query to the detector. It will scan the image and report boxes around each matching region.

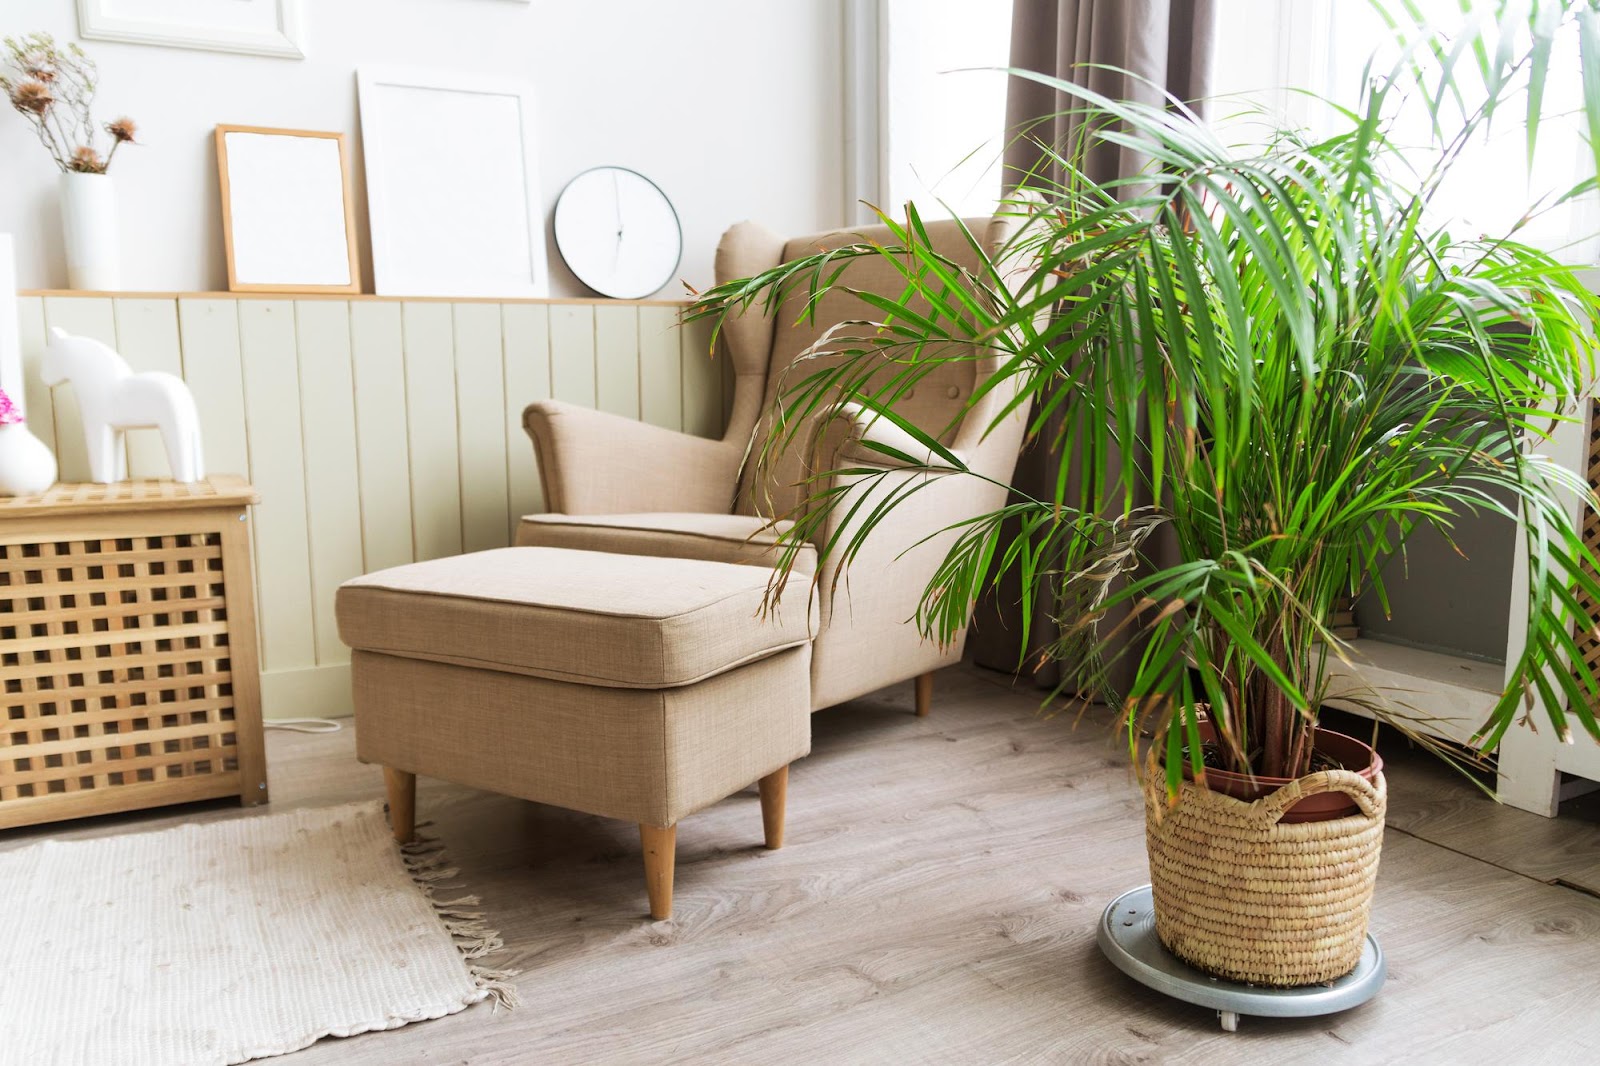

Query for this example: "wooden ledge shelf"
[19,289,691,308]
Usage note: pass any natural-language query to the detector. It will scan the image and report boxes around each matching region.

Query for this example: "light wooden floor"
[7,665,1599,1064]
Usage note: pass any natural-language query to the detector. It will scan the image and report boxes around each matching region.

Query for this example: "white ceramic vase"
[0,422,58,496]
[59,172,119,291]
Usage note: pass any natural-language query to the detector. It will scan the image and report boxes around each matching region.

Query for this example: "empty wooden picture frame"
[216,126,360,294]
[357,66,548,298]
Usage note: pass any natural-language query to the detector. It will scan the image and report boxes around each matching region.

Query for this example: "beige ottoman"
[335,546,813,920]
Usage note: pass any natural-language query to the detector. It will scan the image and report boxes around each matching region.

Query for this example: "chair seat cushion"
[516,512,817,574]
[336,547,815,689]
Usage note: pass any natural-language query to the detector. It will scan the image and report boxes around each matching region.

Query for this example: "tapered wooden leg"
[915,671,934,717]
[640,823,676,920]
[758,765,788,850]
[383,767,416,844]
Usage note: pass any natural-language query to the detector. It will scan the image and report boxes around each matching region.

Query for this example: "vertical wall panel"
[594,304,640,419]
[14,293,714,717]
[350,301,413,573]
[549,304,596,407]
[681,312,724,439]
[177,299,250,476]
[638,305,684,431]
[39,296,116,481]
[14,296,54,452]
[295,300,365,665]
[453,302,510,554]
[177,298,259,659]
[402,301,463,561]
[502,303,551,535]
[237,300,317,673]
[111,298,184,478]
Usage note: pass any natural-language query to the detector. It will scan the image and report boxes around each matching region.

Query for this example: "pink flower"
[0,387,25,426]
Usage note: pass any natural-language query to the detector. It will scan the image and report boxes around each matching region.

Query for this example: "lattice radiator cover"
[0,479,265,829]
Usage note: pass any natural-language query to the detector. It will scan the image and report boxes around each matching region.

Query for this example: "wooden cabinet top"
[0,476,258,519]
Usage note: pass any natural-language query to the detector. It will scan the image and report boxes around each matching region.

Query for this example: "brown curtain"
[969,0,1217,690]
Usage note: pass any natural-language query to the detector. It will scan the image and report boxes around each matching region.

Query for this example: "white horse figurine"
[41,328,205,484]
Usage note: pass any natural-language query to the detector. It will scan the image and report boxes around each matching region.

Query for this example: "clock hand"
[613,170,623,239]
[611,171,626,275]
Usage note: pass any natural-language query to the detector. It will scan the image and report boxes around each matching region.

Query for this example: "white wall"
[0,1,846,296]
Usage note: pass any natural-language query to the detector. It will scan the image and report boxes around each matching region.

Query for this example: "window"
[1213,0,1599,263]
[849,0,1012,222]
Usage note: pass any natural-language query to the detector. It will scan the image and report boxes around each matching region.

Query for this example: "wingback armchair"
[518,212,1031,714]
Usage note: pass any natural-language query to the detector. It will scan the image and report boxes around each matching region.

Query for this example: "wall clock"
[553,167,682,299]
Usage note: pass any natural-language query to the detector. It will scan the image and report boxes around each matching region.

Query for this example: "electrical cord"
[263,717,343,734]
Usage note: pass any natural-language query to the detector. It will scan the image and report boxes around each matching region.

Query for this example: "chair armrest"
[810,459,992,644]
[522,400,742,514]
[827,401,967,470]
[808,403,1000,623]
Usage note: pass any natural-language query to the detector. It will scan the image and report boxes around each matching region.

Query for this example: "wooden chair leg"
[640,823,677,920]
[915,671,934,717]
[383,767,416,844]
[758,765,788,850]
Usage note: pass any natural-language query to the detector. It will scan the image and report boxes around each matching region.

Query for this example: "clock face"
[553,167,682,299]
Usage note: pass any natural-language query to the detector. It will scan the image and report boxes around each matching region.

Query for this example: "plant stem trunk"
[1256,627,1291,779]
[1261,684,1290,779]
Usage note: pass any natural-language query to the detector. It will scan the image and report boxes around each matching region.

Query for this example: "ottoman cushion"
[336,546,815,689]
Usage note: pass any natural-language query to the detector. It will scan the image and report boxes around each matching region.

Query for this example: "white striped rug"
[0,801,516,1066]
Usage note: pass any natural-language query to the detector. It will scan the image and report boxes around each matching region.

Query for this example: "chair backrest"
[714,217,1017,523]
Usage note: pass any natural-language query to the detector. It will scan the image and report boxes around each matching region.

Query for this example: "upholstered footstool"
[334,546,813,919]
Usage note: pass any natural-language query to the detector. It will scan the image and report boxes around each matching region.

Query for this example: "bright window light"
[1213,0,1598,263]
[881,0,1012,220]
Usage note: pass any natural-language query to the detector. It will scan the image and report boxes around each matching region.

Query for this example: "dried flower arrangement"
[0,32,136,174]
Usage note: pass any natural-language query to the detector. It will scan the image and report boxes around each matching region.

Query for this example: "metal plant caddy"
[1097,885,1386,1032]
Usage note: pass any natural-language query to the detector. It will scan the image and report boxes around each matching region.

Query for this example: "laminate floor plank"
[4,665,1596,1064]
[1379,742,1600,894]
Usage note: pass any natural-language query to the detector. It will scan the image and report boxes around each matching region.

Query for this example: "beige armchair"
[518,213,1030,714]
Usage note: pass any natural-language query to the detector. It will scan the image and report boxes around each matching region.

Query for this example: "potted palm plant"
[689,1,1600,988]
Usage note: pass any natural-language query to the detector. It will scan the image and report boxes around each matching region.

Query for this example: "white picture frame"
[76,0,305,59]
[357,67,548,299]
[215,126,360,294]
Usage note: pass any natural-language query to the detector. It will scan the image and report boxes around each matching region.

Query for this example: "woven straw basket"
[1143,768,1387,987]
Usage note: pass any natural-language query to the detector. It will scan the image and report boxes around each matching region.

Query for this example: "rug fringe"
[400,834,521,1011]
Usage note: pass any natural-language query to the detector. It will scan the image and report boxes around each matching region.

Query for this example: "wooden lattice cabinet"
[0,477,266,830]
[1572,399,1600,702]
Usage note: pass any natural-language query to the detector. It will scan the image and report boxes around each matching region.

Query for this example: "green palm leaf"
[687,0,1600,789]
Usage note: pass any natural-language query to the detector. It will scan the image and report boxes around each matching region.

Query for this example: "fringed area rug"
[0,801,517,1066]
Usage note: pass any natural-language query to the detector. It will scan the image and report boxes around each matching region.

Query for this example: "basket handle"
[1259,769,1382,824]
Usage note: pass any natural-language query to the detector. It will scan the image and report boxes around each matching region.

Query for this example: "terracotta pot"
[1195,725,1384,823]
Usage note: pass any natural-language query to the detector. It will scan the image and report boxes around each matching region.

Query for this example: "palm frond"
[686,0,1600,785]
